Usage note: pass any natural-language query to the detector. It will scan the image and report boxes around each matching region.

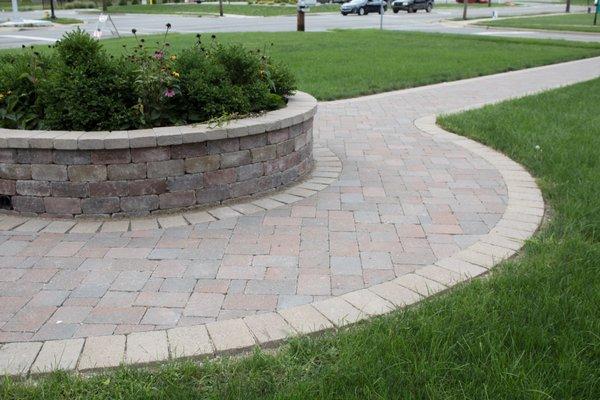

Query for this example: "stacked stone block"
[0,93,316,218]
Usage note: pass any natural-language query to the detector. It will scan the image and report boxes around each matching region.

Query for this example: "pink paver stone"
[6,55,591,375]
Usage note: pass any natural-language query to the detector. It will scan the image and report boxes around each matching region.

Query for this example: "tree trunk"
[102,0,108,12]
[462,0,468,20]
[219,0,224,16]
[566,0,571,12]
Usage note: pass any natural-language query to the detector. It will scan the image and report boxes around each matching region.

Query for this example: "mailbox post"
[297,0,316,31]
[297,7,305,31]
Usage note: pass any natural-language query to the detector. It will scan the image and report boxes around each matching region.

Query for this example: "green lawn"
[106,1,516,15]
[108,3,340,16]
[2,76,599,399]
[42,17,83,24]
[436,1,518,7]
[61,30,600,100]
[480,12,600,33]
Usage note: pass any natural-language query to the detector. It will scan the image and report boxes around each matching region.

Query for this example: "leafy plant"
[127,25,183,127]
[0,50,46,129]
[62,0,98,9]
[36,28,137,131]
[0,26,296,131]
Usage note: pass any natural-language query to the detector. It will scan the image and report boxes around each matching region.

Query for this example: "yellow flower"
[170,55,177,61]
[0,94,4,102]
[171,71,180,78]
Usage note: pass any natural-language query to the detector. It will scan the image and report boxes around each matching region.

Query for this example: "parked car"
[340,0,387,15]
[392,0,433,13]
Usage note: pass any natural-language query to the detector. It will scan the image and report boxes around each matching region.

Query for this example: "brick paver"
[1,57,598,375]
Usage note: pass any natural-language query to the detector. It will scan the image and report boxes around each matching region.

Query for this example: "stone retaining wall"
[0,92,316,218]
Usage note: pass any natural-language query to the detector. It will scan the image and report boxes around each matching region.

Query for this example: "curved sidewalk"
[1,57,599,376]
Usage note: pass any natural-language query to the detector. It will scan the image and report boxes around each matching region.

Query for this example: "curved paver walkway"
[1,57,599,376]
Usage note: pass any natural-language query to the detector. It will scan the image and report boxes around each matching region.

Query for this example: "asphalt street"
[0,2,596,49]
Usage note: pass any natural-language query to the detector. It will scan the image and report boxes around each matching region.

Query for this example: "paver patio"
[0,56,599,376]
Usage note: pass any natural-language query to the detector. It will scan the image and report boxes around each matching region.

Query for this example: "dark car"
[340,0,387,16]
[392,0,433,13]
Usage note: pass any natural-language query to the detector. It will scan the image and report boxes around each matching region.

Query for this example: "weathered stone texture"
[0,118,312,217]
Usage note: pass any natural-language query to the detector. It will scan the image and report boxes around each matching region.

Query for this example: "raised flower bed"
[0,27,316,218]
[0,92,316,217]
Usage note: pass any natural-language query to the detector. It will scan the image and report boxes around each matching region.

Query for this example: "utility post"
[462,0,468,20]
[50,0,57,20]
[379,0,384,30]
[11,0,23,22]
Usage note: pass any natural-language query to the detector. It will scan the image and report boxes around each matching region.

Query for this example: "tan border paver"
[126,331,169,365]
[31,338,84,375]
[206,319,256,354]
[167,325,213,359]
[78,335,125,371]
[278,305,334,335]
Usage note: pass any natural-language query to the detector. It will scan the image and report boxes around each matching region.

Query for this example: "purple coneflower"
[164,88,175,98]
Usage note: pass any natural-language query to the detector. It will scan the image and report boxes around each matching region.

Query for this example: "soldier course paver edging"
[1,56,599,377]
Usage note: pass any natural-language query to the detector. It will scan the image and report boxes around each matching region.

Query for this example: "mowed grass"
[2,78,600,399]
[42,17,84,25]
[108,3,340,16]
[480,12,600,33]
[81,30,600,100]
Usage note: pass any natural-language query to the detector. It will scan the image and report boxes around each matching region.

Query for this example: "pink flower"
[154,50,164,60]
[164,88,175,98]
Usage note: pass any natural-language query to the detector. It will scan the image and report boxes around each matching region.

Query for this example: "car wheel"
[393,8,399,13]
[341,12,348,15]
[407,6,414,12]
[358,7,365,15]
[426,3,432,12]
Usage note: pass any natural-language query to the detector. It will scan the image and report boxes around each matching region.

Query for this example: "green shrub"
[0,28,296,131]
[249,0,296,4]
[118,0,127,5]
[0,52,47,129]
[131,0,139,4]
[37,29,137,131]
[62,1,98,9]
